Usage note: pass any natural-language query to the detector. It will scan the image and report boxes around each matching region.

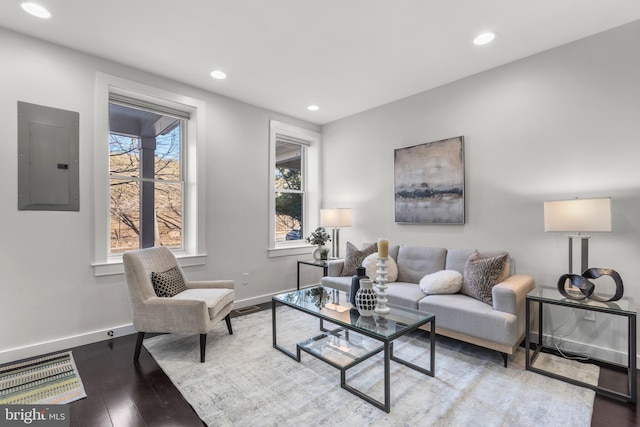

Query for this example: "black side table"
[525,286,636,403]
[297,259,331,290]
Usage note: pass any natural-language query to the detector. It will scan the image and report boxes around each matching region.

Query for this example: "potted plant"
[306,227,331,260]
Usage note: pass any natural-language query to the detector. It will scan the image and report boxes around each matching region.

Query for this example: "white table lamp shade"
[544,197,611,233]
[320,208,352,228]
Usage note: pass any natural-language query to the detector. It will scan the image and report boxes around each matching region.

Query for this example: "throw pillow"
[151,266,187,297]
[461,251,509,305]
[341,242,378,276]
[362,253,399,283]
[419,270,463,295]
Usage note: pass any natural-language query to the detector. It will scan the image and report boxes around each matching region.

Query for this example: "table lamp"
[544,197,611,273]
[320,208,351,258]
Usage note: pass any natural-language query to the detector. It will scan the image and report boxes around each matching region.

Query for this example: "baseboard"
[0,290,294,365]
[0,324,137,365]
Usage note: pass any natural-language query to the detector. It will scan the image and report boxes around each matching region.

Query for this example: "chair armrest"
[186,280,235,290]
[136,297,211,333]
[327,260,344,277]
[492,274,536,315]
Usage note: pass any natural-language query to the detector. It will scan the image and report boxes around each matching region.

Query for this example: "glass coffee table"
[272,286,435,413]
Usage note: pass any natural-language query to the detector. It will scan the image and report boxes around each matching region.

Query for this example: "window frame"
[93,73,206,276]
[268,120,320,257]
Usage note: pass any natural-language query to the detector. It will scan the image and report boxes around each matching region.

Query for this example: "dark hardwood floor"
[6,305,637,426]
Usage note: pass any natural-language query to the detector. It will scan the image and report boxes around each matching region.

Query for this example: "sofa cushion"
[396,246,447,283]
[419,270,463,295]
[461,251,509,305]
[384,282,426,310]
[362,253,399,282]
[151,266,187,297]
[341,242,377,276]
[418,293,519,347]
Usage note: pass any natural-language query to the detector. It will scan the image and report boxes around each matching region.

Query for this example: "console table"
[525,287,636,403]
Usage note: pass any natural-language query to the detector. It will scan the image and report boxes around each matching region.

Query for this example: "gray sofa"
[320,245,535,366]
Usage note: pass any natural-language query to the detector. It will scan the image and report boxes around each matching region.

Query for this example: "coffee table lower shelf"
[293,330,433,412]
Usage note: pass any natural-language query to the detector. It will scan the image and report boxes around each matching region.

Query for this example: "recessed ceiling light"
[307,105,319,111]
[210,70,227,80]
[20,2,51,19]
[473,32,496,46]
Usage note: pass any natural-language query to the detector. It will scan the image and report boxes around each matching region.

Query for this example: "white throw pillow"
[419,270,463,295]
[362,253,399,283]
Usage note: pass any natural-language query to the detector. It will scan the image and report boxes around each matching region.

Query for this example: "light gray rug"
[144,307,598,427]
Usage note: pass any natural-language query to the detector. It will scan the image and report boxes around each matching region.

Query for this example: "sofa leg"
[501,352,508,367]
[200,334,207,363]
[225,314,233,335]
[134,332,145,362]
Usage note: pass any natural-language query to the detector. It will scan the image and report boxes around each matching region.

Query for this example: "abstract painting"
[394,136,465,224]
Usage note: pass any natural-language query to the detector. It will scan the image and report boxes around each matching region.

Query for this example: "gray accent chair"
[123,246,235,363]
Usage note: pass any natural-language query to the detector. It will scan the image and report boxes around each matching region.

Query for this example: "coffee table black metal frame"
[272,288,435,413]
[525,287,637,403]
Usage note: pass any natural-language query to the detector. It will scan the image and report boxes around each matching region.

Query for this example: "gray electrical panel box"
[18,101,79,211]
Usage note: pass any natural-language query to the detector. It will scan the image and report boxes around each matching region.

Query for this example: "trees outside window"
[108,102,184,253]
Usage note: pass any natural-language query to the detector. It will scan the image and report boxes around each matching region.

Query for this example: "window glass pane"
[110,179,140,253]
[109,134,140,177]
[155,182,183,248]
[275,142,301,190]
[155,123,181,181]
[275,191,303,242]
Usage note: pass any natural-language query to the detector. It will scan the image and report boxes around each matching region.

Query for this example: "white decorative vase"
[355,279,377,316]
[312,245,328,261]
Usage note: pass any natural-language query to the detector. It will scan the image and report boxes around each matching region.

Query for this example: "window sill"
[92,253,207,276]
[268,245,314,258]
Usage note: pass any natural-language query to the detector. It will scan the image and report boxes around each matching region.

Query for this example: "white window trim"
[268,120,320,257]
[92,73,207,276]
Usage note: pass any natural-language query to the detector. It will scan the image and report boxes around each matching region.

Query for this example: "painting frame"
[394,136,465,224]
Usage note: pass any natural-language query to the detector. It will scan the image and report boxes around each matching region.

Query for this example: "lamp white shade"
[544,197,611,232]
[320,208,351,228]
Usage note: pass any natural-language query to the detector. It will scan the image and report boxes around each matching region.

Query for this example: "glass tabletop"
[273,286,434,340]
[528,286,636,314]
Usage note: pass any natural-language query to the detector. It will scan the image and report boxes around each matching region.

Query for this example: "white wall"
[0,27,320,363]
[322,21,640,364]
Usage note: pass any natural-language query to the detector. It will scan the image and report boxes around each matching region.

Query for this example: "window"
[93,73,206,276]
[108,101,185,253]
[269,121,320,255]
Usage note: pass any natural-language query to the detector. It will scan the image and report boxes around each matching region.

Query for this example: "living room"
[0,1,639,425]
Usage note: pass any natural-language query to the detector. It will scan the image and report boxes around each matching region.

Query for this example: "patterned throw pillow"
[341,242,378,276]
[151,266,187,297]
[461,251,508,305]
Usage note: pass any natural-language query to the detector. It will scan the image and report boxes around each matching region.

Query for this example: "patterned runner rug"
[145,307,599,427]
[0,351,87,405]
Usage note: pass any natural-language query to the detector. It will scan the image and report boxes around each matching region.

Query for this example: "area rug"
[144,307,599,427]
[0,351,87,404]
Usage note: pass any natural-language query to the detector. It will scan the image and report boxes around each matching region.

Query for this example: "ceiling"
[2,1,640,125]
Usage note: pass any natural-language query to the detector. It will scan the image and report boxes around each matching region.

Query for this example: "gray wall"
[0,27,319,363]
[321,21,640,363]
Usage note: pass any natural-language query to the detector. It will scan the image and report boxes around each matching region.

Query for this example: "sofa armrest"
[492,274,535,315]
[327,260,344,277]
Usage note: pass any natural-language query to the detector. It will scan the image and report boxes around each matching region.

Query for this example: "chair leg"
[501,352,508,367]
[225,314,233,335]
[200,334,207,363]
[134,332,145,362]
